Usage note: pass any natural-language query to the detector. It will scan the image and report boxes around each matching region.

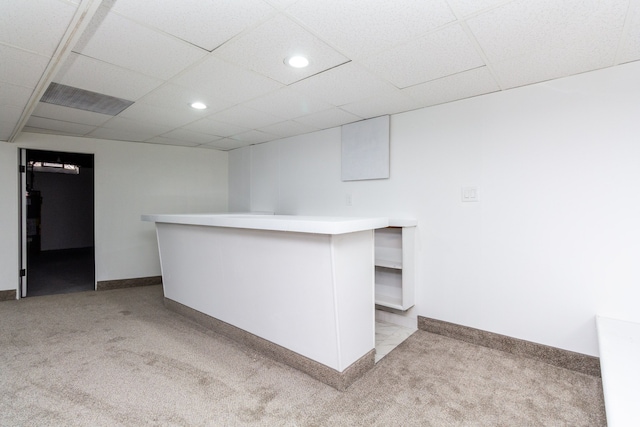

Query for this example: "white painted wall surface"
[229,61,640,356]
[0,133,227,291]
[0,142,19,293]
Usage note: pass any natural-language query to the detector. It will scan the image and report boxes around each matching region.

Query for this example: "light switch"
[346,193,353,206]
[461,186,479,202]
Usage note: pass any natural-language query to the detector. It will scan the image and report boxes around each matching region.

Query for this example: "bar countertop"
[141,213,389,235]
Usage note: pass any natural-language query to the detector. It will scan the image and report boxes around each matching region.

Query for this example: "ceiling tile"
[54,53,164,100]
[0,82,33,108]
[231,130,279,144]
[446,0,513,18]
[287,0,456,59]
[0,0,77,56]
[160,129,222,145]
[73,7,207,80]
[3,0,639,147]
[21,126,84,137]
[173,56,283,103]
[264,0,300,9]
[290,62,397,106]
[294,107,362,129]
[25,116,96,135]
[99,116,174,136]
[203,138,251,151]
[617,1,640,64]
[243,87,332,119]
[360,24,485,88]
[137,83,233,113]
[87,127,155,142]
[214,14,349,85]
[196,145,224,151]
[209,105,284,129]
[259,120,319,138]
[402,66,500,107]
[0,45,50,89]
[182,118,250,137]
[107,0,275,51]
[116,102,204,128]
[467,0,627,88]
[340,86,422,118]
[32,102,113,126]
[145,136,201,147]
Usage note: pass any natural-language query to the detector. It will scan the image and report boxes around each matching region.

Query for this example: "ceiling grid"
[1,0,639,149]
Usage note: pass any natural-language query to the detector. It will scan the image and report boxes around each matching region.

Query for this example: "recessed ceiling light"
[190,102,207,110]
[285,55,309,68]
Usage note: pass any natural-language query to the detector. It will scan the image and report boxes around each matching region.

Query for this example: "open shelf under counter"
[375,258,403,269]
[374,293,404,311]
[374,219,417,311]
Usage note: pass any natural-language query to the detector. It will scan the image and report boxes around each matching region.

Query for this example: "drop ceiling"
[1,0,639,151]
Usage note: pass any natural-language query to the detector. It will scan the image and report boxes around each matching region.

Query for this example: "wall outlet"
[461,186,479,202]
[346,193,353,206]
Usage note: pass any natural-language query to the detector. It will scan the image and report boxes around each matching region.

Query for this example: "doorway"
[20,149,95,297]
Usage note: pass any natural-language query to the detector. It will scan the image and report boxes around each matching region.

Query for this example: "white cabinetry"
[374,220,416,310]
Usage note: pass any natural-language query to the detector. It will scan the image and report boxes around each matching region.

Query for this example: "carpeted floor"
[0,285,606,426]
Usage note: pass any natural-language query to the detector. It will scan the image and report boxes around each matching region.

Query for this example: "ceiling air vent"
[40,82,134,116]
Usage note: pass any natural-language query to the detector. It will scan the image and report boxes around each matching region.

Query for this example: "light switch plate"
[461,186,479,202]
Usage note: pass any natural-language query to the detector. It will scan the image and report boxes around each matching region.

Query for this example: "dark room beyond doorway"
[24,149,95,297]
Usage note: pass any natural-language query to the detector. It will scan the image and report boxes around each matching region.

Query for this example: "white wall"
[229,61,640,356]
[0,142,19,293]
[0,133,228,292]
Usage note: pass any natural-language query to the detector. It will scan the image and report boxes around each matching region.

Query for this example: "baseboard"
[418,316,601,377]
[0,289,17,301]
[96,276,162,291]
[164,297,374,391]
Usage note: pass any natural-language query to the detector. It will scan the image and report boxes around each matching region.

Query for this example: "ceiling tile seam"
[0,41,54,58]
[262,0,291,13]
[24,120,96,136]
[283,10,461,66]
[457,20,505,91]
[283,60,353,86]
[289,118,321,131]
[357,18,465,62]
[104,8,215,54]
[349,18,494,91]
[67,52,174,93]
[445,0,516,21]
[170,104,284,135]
[370,65,488,93]
[177,53,288,104]
[0,79,39,93]
[406,86,502,112]
[204,8,282,53]
[157,129,226,141]
[8,0,103,142]
[278,10,355,60]
[612,0,636,65]
[29,112,100,129]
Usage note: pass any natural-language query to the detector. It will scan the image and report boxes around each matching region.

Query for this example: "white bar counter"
[142,214,388,389]
[596,315,640,426]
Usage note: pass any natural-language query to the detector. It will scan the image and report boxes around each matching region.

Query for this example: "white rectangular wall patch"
[341,115,390,181]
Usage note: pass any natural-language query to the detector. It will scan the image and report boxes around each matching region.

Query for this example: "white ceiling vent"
[40,82,134,116]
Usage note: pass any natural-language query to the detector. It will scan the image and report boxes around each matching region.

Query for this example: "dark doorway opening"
[24,149,95,297]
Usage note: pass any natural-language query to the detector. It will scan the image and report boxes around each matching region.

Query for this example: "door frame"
[18,148,96,298]
[18,148,27,298]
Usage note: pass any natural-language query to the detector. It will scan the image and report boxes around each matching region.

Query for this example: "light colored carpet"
[0,285,606,426]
